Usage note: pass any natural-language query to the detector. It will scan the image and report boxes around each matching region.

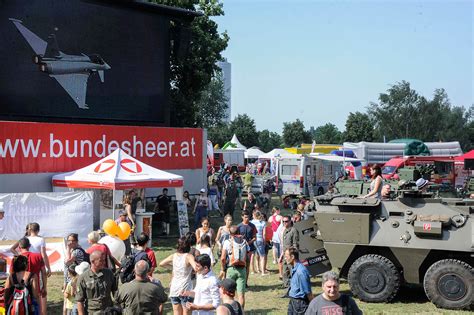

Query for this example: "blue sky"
[213,0,473,133]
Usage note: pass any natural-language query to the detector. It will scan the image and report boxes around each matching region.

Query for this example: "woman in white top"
[160,236,198,315]
[197,234,215,265]
[363,165,384,199]
[27,222,50,315]
[196,217,215,248]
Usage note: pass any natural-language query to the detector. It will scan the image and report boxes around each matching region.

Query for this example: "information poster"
[177,201,189,237]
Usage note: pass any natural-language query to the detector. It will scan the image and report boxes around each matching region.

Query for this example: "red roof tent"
[455,150,474,162]
[52,148,184,190]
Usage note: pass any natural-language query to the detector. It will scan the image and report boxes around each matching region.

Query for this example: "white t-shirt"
[197,246,215,265]
[27,236,46,253]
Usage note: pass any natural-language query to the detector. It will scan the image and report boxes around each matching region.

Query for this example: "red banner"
[0,121,203,174]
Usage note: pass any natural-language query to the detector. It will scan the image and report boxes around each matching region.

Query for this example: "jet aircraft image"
[9,18,111,109]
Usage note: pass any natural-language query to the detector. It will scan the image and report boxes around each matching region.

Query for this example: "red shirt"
[265,225,273,242]
[86,243,112,257]
[10,251,44,275]
[145,248,157,269]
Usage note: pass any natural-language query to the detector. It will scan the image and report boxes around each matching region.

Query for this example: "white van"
[278,155,344,196]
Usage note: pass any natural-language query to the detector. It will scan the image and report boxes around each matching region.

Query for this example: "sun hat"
[415,178,429,190]
[75,261,90,275]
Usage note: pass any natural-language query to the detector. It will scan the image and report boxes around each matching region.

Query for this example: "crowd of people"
[1,168,368,315]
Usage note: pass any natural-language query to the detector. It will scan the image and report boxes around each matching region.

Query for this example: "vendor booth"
[52,148,187,241]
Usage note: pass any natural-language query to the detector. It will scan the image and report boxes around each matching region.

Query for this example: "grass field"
[44,198,471,314]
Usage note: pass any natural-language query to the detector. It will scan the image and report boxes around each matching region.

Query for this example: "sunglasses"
[283,220,290,223]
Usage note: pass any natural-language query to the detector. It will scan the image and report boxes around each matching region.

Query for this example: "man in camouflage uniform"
[279,215,299,290]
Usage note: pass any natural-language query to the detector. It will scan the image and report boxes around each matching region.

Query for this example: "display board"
[176,201,189,237]
[0,121,203,174]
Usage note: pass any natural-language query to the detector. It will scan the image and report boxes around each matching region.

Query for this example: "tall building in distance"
[217,59,231,123]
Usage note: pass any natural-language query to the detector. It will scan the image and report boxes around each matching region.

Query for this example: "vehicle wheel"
[348,254,400,302]
[423,259,473,310]
[317,187,324,195]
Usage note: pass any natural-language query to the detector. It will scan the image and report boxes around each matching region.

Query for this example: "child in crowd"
[64,264,78,315]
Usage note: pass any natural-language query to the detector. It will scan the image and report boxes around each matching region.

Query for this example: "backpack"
[228,236,247,267]
[119,249,151,284]
[7,272,34,315]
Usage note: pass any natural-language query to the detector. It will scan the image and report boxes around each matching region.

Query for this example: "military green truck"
[335,166,458,198]
[295,190,474,310]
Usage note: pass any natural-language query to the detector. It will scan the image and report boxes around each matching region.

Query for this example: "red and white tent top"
[455,150,474,162]
[52,149,184,190]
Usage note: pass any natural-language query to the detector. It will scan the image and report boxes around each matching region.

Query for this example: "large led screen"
[0,0,170,125]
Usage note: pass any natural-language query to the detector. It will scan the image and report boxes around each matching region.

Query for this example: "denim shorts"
[170,295,193,306]
[255,240,266,256]
[273,242,281,258]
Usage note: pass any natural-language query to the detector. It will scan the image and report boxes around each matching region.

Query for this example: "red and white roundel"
[93,159,116,173]
[120,159,143,173]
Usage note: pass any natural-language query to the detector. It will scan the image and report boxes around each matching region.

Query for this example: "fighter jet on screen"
[9,18,111,109]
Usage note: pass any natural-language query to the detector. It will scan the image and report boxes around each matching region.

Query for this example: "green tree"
[207,123,231,148]
[368,81,424,141]
[282,119,311,147]
[368,82,473,149]
[343,112,374,142]
[258,129,282,152]
[151,0,229,127]
[313,123,343,144]
[439,105,472,150]
[195,73,228,128]
[228,114,259,148]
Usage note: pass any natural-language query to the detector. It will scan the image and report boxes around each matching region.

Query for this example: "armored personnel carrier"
[295,190,474,310]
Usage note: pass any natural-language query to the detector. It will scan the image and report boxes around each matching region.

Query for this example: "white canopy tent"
[52,149,184,218]
[245,146,265,159]
[226,134,247,150]
[259,148,296,159]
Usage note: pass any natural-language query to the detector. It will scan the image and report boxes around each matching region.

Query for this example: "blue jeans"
[194,206,208,230]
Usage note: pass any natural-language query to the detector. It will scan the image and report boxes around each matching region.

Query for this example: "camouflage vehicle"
[295,189,474,310]
[335,166,458,198]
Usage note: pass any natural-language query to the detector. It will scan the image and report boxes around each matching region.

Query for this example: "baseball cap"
[0,202,4,212]
[200,188,206,193]
[219,278,237,294]
[118,210,127,216]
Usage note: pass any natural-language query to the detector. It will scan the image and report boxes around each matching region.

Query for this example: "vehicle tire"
[348,254,400,302]
[317,187,324,195]
[423,259,473,310]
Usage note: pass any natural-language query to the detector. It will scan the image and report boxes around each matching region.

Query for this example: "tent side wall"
[343,141,463,165]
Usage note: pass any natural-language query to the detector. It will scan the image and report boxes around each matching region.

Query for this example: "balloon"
[98,235,125,261]
[103,219,119,237]
[118,222,131,240]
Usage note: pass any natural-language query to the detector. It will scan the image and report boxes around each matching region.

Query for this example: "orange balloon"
[118,222,131,240]
[103,219,117,236]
